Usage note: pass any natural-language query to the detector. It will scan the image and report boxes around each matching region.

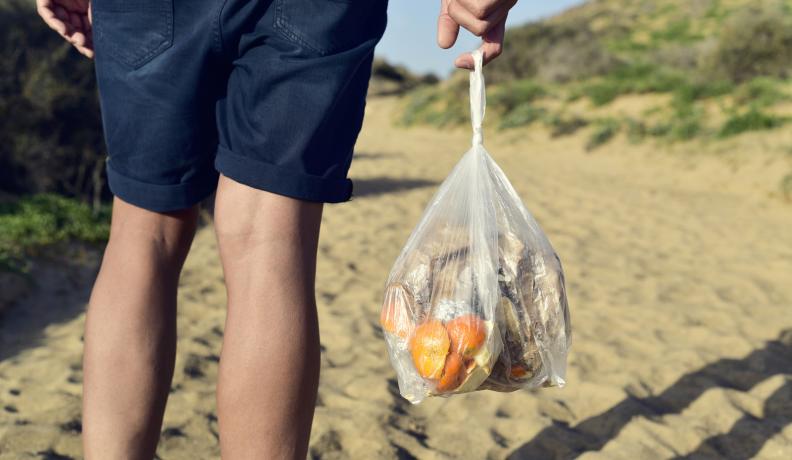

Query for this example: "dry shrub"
[487,20,620,84]
[700,4,792,82]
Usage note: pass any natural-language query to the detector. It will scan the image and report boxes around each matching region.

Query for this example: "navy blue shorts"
[92,0,388,211]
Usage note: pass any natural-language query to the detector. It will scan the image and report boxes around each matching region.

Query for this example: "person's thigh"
[214,0,389,204]
[92,0,227,212]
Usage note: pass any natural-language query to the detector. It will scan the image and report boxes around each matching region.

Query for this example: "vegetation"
[0,0,108,208]
[586,119,620,151]
[781,173,792,202]
[0,194,110,272]
[718,109,786,137]
[0,1,113,273]
[400,0,792,151]
[369,58,439,96]
[701,4,792,83]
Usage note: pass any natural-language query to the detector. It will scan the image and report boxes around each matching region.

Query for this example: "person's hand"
[437,0,517,69]
[37,0,94,58]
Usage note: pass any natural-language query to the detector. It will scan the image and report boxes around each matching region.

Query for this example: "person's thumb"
[437,0,459,49]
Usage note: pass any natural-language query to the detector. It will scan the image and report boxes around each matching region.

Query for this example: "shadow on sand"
[353,152,404,161]
[352,177,438,198]
[508,329,792,460]
[0,248,100,362]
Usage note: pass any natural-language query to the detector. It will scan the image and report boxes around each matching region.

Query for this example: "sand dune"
[1,96,791,459]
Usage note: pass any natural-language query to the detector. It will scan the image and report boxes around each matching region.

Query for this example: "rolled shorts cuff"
[214,145,353,203]
[106,162,218,212]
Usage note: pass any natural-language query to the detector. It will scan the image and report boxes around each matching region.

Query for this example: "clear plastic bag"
[380,50,572,403]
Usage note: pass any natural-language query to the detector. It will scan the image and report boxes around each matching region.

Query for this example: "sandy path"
[1,97,791,459]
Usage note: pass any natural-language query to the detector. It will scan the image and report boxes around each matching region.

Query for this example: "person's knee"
[213,175,323,254]
[105,197,199,269]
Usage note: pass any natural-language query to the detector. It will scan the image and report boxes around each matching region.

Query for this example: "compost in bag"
[380,50,572,404]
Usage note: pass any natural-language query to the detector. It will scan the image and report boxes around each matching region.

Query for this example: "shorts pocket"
[274,0,387,57]
[92,0,174,69]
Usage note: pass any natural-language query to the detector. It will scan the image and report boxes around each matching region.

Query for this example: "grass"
[583,81,622,106]
[489,79,547,112]
[649,18,703,44]
[625,118,648,143]
[400,87,441,126]
[718,109,786,137]
[781,173,792,201]
[0,194,110,272]
[545,114,589,137]
[499,105,546,130]
[400,77,468,127]
[580,63,697,106]
[672,80,734,105]
[401,74,790,145]
[667,102,705,140]
[398,41,791,147]
[734,77,788,107]
[586,118,620,151]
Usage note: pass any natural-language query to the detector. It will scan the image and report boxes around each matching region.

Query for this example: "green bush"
[486,20,619,83]
[670,117,702,141]
[583,81,622,106]
[0,0,108,205]
[734,77,788,107]
[400,87,441,126]
[544,114,589,137]
[586,119,620,151]
[0,194,110,272]
[489,79,547,112]
[400,75,469,127]
[499,105,546,130]
[580,63,688,106]
[650,18,702,44]
[719,109,786,137]
[370,58,438,95]
[625,118,647,143]
[648,122,672,137]
[672,80,734,105]
[667,101,705,140]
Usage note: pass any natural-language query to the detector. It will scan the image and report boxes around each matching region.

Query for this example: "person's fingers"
[41,13,69,36]
[61,0,87,11]
[437,0,460,49]
[447,0,489,36]
[53,4,69,21]
[37,0,94,58]
[70,31,87,47]
[454,16,506,69]
[37,3,69,36]
[455,0,501,20]
[81,13,91,33]
[69,11,82,30]
[448,0,511,37]
[75,45,94,59]
[53,5,75,35]
[480,16,506,64]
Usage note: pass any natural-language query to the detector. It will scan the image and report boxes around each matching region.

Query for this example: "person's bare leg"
[82,198,198,459]
[214,175,323,459]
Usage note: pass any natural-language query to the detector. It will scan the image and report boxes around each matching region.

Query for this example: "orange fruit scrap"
[380,284,415,339]
[446,314,486,358]
[436,352,466,393]
[409,320,450,379]
[510,364,528,379]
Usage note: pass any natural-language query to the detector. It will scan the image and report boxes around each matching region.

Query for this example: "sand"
[1,96,791,459]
